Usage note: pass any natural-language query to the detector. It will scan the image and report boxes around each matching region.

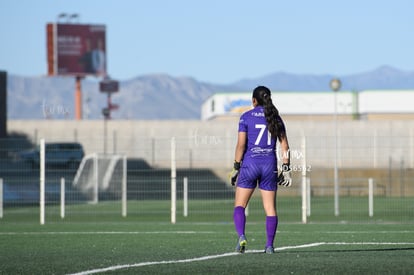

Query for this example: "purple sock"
[266,216,278,247]
[233,206,246,236]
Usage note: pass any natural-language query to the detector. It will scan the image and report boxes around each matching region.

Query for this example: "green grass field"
[1,197,413,274]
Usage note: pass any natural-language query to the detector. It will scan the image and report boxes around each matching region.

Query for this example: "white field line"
[67,242,414,275]
[305,231,414,234]
[0,231,215,235]
[1,230,413,235]
[323,242,414,245]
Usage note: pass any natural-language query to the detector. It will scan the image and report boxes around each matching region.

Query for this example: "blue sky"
[0,0,413,84]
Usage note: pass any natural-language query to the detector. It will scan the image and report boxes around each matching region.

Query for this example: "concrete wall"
[7,119,414,170]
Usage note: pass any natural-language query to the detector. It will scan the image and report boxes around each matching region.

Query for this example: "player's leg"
[261,189,277,216]
[234,186,255,236]
[260,189,278,254]
[233,162,260,253]
[258,161,279,253]
[234,187,254,253]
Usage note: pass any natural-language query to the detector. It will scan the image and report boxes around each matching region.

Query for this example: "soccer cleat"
[264,246,275,254]
[235,235,247,253]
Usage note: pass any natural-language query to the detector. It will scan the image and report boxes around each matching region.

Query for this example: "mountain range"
[6,65,414,120]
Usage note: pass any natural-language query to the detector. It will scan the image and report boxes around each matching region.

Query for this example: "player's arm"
[234,131,246,163]
[278,133,292,187]
[279,134,290,165]
[229,131,246,186]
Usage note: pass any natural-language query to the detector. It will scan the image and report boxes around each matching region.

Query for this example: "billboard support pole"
[75,76,82,120]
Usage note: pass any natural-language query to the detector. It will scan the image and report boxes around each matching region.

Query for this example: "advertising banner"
[47,23,106,77]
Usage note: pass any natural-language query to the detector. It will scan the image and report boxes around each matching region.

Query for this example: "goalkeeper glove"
[229,161,241,186]
[277,163,292,187]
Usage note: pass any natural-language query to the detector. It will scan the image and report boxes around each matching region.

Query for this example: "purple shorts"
[236,161,277,191]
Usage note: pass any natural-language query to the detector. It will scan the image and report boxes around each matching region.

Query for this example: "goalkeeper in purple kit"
[230,85,291,254]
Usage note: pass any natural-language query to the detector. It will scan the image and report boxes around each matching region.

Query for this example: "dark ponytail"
[252,86,286,140]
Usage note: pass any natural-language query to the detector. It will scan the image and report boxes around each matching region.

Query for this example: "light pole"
[68,13,79,23]
[57,13,79,23]
[330,78,341,216]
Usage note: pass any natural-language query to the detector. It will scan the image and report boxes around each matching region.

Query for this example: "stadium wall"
[7,119,414,170]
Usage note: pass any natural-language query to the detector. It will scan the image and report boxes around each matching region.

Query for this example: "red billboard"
[47,23,106,77]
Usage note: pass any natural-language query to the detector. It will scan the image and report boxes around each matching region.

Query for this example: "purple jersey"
[238,106,278,164]
[237,106,284,190]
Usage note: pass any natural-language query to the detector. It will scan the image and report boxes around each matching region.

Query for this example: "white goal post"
[73,153,127,215]
[301,136,308,224]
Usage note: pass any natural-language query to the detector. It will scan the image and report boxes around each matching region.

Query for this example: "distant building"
[201,90,414,121]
